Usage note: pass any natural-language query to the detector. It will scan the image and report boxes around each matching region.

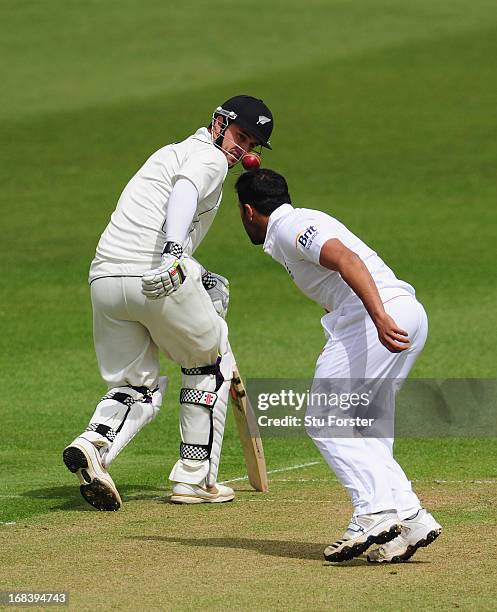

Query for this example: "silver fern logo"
[257,115,271,125]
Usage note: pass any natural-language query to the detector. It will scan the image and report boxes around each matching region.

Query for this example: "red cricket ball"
[241,153,261,170]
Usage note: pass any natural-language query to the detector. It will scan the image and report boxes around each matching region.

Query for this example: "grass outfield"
[1,0,497,609]
[1,468,496,610]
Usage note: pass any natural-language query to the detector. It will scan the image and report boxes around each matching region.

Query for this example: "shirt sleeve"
[164,178,199,245]
[172,148,227,201]
[279,215,340,265]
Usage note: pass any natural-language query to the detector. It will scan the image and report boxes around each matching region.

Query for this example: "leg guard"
[81,376,168,468]
[206,349,235,487]
[169,350,234,486]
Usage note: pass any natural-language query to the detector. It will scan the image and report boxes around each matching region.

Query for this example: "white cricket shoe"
[324,510,401,562]
[367,509,442,563]
[170,481,235,504]
[63,436,122,511]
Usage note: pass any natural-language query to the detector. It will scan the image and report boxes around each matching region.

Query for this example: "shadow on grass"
[326,558,427,568]
[128,535,430,564]
[21,485,166,512]
[129,534,324,561]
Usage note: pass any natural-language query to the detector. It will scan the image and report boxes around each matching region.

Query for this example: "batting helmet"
[214,95,273,149]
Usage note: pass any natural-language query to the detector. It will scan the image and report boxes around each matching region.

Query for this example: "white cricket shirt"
[89,127,228,281]
[263,204,415,313]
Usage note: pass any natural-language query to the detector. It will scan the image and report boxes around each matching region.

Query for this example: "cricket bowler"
[235,168,442,563]
[63,96,274,510]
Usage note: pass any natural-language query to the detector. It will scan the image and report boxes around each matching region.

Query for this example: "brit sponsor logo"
[297,226,318,249]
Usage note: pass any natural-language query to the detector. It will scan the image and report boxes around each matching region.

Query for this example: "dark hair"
[235,169,291,216]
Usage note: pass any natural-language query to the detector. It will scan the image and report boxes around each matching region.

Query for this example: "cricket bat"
[230,364,269,492]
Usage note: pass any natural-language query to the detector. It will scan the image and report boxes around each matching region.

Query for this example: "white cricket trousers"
[309,295,428,519]
[90,258,228,389]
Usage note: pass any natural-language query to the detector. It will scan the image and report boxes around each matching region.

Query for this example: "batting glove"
[141,242,186,300]
[202,270,230,319]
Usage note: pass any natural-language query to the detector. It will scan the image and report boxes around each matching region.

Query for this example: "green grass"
[1,0,496,609]
[1,470,497,611]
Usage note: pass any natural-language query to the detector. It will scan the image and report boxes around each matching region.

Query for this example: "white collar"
[191,126,212,143]
[263,203,294,255]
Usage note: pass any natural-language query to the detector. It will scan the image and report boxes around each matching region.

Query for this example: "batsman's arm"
[142,178,199,300]
[319,239,410,353]
[163,178,199,245]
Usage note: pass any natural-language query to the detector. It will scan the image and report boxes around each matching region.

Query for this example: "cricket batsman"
[235,168,442,563]
[63,95,274,510]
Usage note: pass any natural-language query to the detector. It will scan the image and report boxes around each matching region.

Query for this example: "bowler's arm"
[319,239,410,353]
